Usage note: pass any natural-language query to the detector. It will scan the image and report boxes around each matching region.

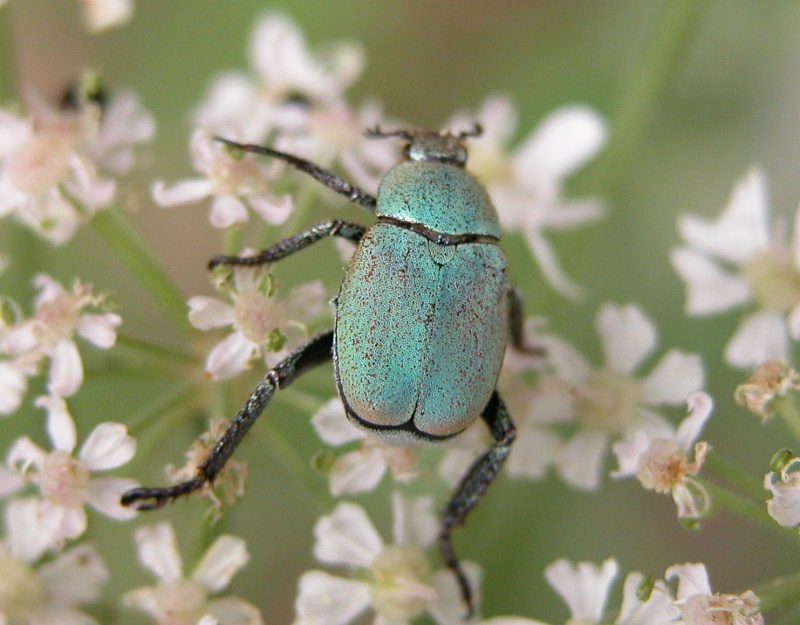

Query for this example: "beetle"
[122,125,541,615]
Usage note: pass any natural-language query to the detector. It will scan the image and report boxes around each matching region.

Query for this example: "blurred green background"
[3,1,800,623]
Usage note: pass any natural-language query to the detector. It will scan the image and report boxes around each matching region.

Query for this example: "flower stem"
[699,478,797,540]
[774,396,800,445]
[581,0,705,195]
[92,208,192,335]
[705,449,766,501]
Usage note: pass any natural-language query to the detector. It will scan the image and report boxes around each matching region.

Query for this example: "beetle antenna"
[456,123,483,140]
[365,126,413,141]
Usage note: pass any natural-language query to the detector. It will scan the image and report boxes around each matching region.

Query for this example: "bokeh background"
[3,2,800,623]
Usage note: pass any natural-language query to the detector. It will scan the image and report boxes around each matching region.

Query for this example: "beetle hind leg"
[439,391,515,617]
[121,331,334,511]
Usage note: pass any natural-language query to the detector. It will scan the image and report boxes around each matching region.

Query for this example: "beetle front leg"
[440,391,516,617]
[208,219,366,270]
[508,286,546,356]
[121,331,334,510]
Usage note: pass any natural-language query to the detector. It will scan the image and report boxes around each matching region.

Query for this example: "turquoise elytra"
[375,162,502,238]
[334,222,508,444]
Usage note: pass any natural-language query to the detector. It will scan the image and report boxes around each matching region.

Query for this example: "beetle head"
[366,125,482,167]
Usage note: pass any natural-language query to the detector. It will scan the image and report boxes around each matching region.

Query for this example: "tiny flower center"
[576,368,643,434]
[0,552,46,617]
[211,157,266,196]
[152,579,208,625]
[369,544,437,624]
[39,451,90,508]
[8,135,73,196]
[34,293,82,344]
[233,289,283,345]
[636,439,688,493]
[742,248,800,313]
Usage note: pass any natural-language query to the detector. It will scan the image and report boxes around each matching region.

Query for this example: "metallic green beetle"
[122,126,539,615]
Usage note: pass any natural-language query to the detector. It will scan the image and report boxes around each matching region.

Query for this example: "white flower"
[764,455,800,527]
[0,359,29,416]
[666,563,763,625]
[4,274,122,397]
[78,0,134,32]
[189,263,326,380]
[509,303,704,490]
[612,392,712,519]
[4,395,138,543]
[311,398,419,496]
[452,95,607,300]
[153,130,293,229]
[294,493,478,625]
[0,497,109,625]
[670,167,800,368]
[0,86,153,243]
[124,522,262,625]
[496,558,678,625]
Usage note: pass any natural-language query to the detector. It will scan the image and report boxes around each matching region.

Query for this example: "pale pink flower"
[764,455,800,527]
[124,522,261,625]
[4,395,138,543]
[79,0,134,32]
[294,493,478,625]
[3,274,122,397]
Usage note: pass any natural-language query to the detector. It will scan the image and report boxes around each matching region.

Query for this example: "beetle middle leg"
[209,219,366,270]
[121,330,334,510]
[508,286,546,356]
[440,391,516,617]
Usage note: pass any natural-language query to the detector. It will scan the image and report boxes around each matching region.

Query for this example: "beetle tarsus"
[120,476,207,510]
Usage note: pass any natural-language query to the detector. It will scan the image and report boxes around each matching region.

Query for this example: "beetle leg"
[508,286,546,356]
[121,331,334,511]
[208,220,366,270]
[215,137,377,211]
[439,391,516,617]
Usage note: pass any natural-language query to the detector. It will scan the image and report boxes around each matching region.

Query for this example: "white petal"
[81,0,133,32]
[27,606,98,625]
[77,313,122,348]
[0,361,27,414]
[675,392,713,451]
[47,340,84,398]
[641,351,704,406]
[329,448,387,496]
[311,398,365,446]
[665,562,712,600]
[39,500,87,542]
[724,311,788,369]
[208,597,263,625]
[617,573,679,625]
[248,193,293,225]
[513,106,607,189]
[287,281,326,322]
[596,303,657,374]
[206,332,257,381]
[210,195,249,229]
[788,303,800,341]
[152,178,212,207]
[523,227,585,301]
[428,563,482,625]
[79,422,136,470]
[678,167,770,265]
[539,334,592,385]
[482,619,548,625]
[87,478,140,519]
[391,492,438,548]
[544,558,618,621]
[35,394,77,453]
[555,430,608,491]
[669,247,751,315]
[0,466,25,497]
[6,436,47,471]
[765,472,800,526]
[5,497,54,561]
[610,430,651,479]
[134,522,183,582]
[192,535,250,593]
[313,502,383,567]
[505,425,561,479]
[294,570,371,625]
[38,543,109,604]
[188,296,235,330]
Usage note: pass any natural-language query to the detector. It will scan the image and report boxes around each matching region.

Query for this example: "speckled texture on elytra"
[334,222,508,442]
[376,162,502,237]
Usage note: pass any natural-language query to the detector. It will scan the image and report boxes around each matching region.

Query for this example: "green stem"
[754,572,800,612]
[705,450,766,501]
[92,208,191,335]
[114,332,195,368]
[699,478,798,540]
[581,0,705,195]
[125,380,197,438]
[774,396,800,445]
